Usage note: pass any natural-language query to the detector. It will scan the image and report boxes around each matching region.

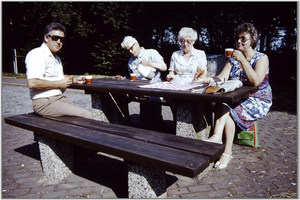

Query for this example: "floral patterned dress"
[227,52,272,131]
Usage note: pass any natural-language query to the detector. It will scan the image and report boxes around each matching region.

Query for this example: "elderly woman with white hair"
[166,27,208,84]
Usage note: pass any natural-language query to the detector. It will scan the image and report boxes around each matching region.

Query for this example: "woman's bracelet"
[212,77,222,82]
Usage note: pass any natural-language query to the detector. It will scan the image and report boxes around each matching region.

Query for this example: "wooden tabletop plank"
[69,78,258,104]
[5,114,211,177]
[28,113,224,162]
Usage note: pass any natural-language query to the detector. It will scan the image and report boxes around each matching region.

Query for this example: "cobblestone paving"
[2,81,297,198]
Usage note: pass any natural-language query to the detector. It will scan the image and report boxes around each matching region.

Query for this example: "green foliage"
[2,2,297,79]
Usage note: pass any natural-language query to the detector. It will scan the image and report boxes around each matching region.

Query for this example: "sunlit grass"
[2,73,112,79]
[2,73,27,79]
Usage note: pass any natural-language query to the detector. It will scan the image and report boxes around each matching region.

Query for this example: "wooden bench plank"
[28,113,224,162]
[5,114,214,178]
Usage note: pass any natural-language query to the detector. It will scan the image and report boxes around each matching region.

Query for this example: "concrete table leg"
[127,162,167,198]
[139,100,151,129]
[90,92,131,125]
[174,100,214,180]
[36,134,73,182]
[90,93,110,123]
[175,100,211,140]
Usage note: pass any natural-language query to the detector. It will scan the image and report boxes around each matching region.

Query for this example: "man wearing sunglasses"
[25,22,102,164]
[25,22,92,119]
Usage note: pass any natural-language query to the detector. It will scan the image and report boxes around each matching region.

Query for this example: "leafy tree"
[2,1,297,82]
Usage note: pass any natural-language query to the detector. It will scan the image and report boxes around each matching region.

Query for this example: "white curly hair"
[177,27,198,42]
[121,36,137,49]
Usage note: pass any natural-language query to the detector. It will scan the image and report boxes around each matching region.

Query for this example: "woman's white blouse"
[169,47,207,81]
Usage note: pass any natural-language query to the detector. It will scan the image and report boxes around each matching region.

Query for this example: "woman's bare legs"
[206,103,230,143]
[206,103,236,169]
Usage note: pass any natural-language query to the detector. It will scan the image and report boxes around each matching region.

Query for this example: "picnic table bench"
[4,113,225,198]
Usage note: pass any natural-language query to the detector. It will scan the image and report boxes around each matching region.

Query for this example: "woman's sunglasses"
[234,36,250,43]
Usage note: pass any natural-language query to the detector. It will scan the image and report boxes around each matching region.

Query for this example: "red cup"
[225,48,234,58]
[130,73,137,81]
[85,76,92,84]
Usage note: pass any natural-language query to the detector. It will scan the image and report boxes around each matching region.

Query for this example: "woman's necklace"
[184,52,191,61]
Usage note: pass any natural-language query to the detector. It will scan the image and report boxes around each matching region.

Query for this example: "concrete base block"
[91,93,110,122]
[195,162,214,181]
[175,101,210,140]
[91,93,131,125]
[207,54,226,77]
[37,134,73,182]
[128,163,167,198]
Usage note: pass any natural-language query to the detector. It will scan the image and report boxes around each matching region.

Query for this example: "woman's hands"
[194,77,213,83]
[232,50,249,68]
[166,71,175,82]
[193,67,207,81]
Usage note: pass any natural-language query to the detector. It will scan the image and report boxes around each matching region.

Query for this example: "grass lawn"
[2,73,111,79]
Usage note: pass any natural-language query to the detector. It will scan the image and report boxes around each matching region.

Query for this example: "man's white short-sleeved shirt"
[25,43,65,99]
[169,47,207,76]
[128,47,164,81]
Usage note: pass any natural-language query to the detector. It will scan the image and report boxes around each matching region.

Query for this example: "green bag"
[235,121,259,148]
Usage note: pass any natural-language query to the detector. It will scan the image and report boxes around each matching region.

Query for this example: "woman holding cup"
[197,22,272,169]
[166,27,208,84]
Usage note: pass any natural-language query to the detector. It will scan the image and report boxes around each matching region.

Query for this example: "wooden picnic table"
[69,78,258,139]
[70,78,257,104]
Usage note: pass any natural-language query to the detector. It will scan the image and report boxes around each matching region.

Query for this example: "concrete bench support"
[206,54,226,77]
[5,114,225,198]
[36,134,74,182]
[91,92,131,125]
[175,101,211,140]
[128,162,167,198]
[37,134,168,198]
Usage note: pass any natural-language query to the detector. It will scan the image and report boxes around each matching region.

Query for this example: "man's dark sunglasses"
[47,35,65,43]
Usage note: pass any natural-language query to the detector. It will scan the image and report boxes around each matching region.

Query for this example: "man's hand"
[73,76,86,84]
[60,77,72,88]
[140,59,167,71]
[140,59,149,66]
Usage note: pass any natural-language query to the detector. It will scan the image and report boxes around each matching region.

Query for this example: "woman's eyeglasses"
[234,36,250,43]
[47,35,65,43]
[180,39,193,45]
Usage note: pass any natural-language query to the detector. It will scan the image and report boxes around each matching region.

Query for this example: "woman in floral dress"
[197,22,272,169]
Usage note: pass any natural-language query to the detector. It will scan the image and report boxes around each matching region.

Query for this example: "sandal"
[203,135,222,144]
[214,153,233,169]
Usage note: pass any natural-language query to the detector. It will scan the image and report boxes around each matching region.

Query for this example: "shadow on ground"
[14,141,178,198]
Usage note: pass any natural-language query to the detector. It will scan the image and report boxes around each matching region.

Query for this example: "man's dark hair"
[44,22,67,36]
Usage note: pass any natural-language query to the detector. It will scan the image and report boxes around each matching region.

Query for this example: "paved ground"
[2,77,298,198]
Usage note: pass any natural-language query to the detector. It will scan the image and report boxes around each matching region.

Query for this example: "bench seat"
[4,113,225,197]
